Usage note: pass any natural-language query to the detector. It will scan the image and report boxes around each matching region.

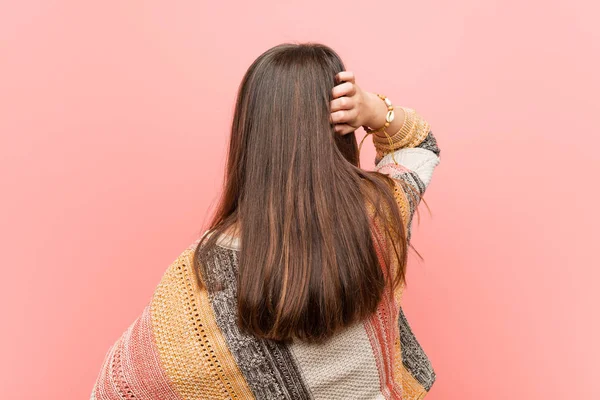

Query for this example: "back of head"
[194,42,407,344]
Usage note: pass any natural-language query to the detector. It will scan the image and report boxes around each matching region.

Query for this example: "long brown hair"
[193,42,412,344]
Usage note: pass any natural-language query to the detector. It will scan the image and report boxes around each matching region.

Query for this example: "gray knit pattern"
[398,307,436,390]
[200,245,313,400]
[418,131,441,157]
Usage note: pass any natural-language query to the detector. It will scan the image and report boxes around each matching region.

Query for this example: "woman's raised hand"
[329,71,384,136]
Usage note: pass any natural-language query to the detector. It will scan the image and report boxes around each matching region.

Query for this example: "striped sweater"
[91,108,441,400]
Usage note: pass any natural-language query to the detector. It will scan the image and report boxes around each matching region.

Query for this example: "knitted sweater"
[91,109,441,400]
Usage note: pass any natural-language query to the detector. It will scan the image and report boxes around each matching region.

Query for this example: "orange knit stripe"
[149,248,254,399]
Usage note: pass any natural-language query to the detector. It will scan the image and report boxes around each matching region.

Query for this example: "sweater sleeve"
[371,108,441,243]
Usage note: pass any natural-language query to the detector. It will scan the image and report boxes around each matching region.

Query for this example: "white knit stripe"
[289,320,386,400]
[202,229,241,250]
[215,233,240,250]
[377,147,440,187]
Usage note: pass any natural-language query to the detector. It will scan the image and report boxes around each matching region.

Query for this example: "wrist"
[364,92,388,130]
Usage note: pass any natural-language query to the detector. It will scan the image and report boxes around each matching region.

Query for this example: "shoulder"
[92,239,247,398]
[146,239,252,397]
[150,241,200,313]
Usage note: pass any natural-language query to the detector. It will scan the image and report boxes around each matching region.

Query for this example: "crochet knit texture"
[91,109,441,400]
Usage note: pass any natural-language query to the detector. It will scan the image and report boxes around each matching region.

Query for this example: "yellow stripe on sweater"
[150,248,254,399]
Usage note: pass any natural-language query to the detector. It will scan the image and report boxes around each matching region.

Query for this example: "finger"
[334,124,355,135]
[335,71,355,84]
[330,109,350,124]
[330,108,358,124]
[331,81,356,99]
[330,96,354,112]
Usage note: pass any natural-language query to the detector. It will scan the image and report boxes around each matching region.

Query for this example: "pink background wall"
[1,1,598,398]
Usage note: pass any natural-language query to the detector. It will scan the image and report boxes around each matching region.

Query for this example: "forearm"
[366,95,441,242]
[363,92,406,137]
[363,92,433,162]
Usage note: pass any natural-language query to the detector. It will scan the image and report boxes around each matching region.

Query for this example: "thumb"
[334,124,355,135]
